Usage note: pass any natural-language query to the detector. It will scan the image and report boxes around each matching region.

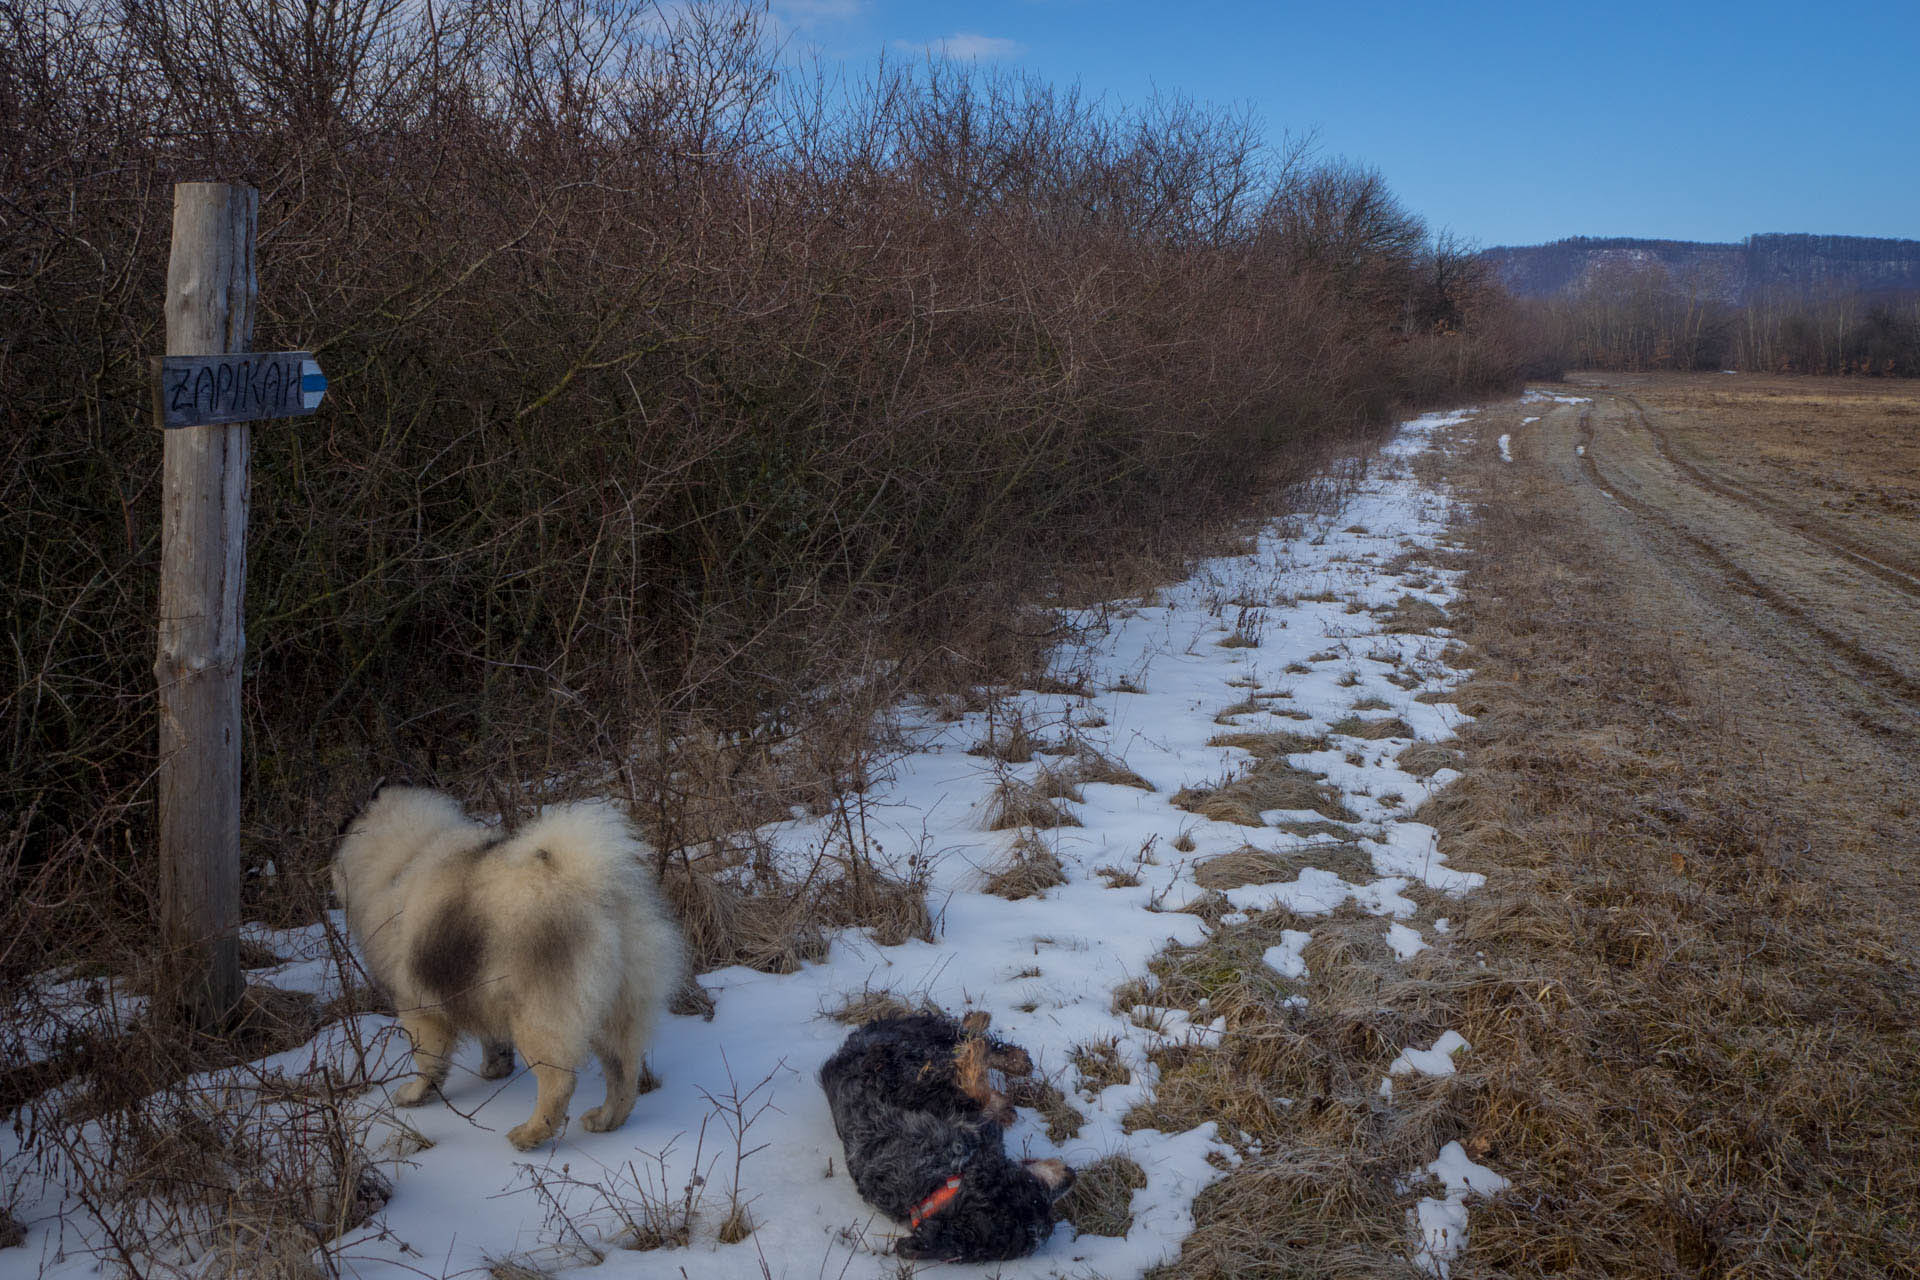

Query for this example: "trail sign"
[154,351,326,428]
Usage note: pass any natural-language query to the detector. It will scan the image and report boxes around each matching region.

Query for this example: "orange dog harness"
[909,1175,963,1228]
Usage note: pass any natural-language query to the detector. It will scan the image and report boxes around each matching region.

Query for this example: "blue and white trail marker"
[154,351,326,428]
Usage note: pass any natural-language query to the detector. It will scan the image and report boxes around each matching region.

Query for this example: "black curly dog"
[820,1011,1075,1261]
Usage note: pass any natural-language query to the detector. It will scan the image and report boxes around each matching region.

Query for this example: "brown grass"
[1006,1074,1085,1143]
[1326,715,1414,740]
[1381,595,1451,634]
[1055,1155,1148,1238]
[1271,818,1357,839]
[1212,697,1264,723]
[986,778,1083,831]
[1070,1038,1132,1093]
[1206,731,1328,758]
[1072,744,1156,791]
[1394,741,1462,778]
[1155,404,1920,1279]
[1193,843,1375,889]
[983,835,1070,900]
[823,988,927,1026]
[1174,759,1358,825]
[1418,409,1919,1276]
[970,719,1040,763]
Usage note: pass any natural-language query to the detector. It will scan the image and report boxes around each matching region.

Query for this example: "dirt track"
[1507,372,1920,930]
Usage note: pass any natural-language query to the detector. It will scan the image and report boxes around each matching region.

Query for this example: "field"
[1398,373,1920,1276]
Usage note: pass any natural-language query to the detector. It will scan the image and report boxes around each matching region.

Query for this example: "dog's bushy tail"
[510,800,652,883]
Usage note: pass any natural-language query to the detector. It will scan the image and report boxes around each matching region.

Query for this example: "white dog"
[333,786,686,1150]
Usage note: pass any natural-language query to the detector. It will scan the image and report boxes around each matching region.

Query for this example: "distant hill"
[1482,234,1920,303]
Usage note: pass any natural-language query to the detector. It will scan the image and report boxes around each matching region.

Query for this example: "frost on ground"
[4,409,1505,1278]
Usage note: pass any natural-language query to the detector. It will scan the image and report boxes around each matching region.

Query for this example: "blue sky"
[770,0,1920,249]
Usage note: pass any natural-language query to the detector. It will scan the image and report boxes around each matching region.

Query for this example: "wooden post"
[155,183,256,1031]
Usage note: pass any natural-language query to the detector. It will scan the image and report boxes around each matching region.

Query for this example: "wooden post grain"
[155,183,256,1031]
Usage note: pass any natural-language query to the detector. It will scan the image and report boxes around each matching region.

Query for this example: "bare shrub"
[1,0,1525,1264]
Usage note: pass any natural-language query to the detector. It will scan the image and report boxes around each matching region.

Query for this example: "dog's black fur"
[820,1012,1073,1262]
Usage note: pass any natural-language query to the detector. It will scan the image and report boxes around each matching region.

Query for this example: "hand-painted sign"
[154,352,327,428]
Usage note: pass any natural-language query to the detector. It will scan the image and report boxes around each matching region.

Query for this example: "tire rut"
[1569,398,1920,741]
[1619,392,1920,599]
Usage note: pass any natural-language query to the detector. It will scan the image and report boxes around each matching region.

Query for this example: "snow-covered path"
[5,408,1506,1279]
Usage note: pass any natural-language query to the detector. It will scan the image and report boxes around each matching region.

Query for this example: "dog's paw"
[579,1103,630,1133]
[507,1118,557,1150]
[392,1078,436,1107]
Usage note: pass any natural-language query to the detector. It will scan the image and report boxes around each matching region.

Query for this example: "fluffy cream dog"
[333,786,686,1150]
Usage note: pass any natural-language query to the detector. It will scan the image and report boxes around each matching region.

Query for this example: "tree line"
[1526,261,1920,375]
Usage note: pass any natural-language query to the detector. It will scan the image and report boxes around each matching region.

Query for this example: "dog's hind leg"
[580,1008,643,1134]
[392,1009,457,1106]
[478,1040,515,1079]
[953,1037,1017,1127]
[507,1022,578,1150]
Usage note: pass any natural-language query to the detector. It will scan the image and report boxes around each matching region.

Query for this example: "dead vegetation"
[986,777,1084,831]
[1069,1039,1132,1094]
[1152,403,1920,1278]
[983,834,1071,901]
[1055,1155,1149,1238]
[1174,760,1358,826]
[1381,595,1451,634]
[1395,741,1463,778]
[1,0,1533,1260]
[1193,843,1375,889]
[1207,730,1328,758]
[1327,714,1415,740]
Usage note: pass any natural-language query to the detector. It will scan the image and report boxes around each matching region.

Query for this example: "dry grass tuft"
[1326,715,1414,740]
[983,835,1070,900]
[970,717,1039,763]
[1394,741,1462,778]
[1173,760,1358,826]
[986,778,1084,831]
[818,863,935,948]
[488,1263,554,1280]
[660,859,829,976]
[1070,1039,1131,1093]
[1169,889,1231,925]
[1381,594,1450,634]
[1030,765,1086,803]
[1194,843,1374,889]
[1171,1154,1413,1277]
[1006,1074,1085,1143]
[822,988,925,1025]
[715,1205,755,1245]
[1055,1155,1148,1238]
[1071,744,1155,791]
[1206,731,1327,758]
[1211,697,1263,723]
